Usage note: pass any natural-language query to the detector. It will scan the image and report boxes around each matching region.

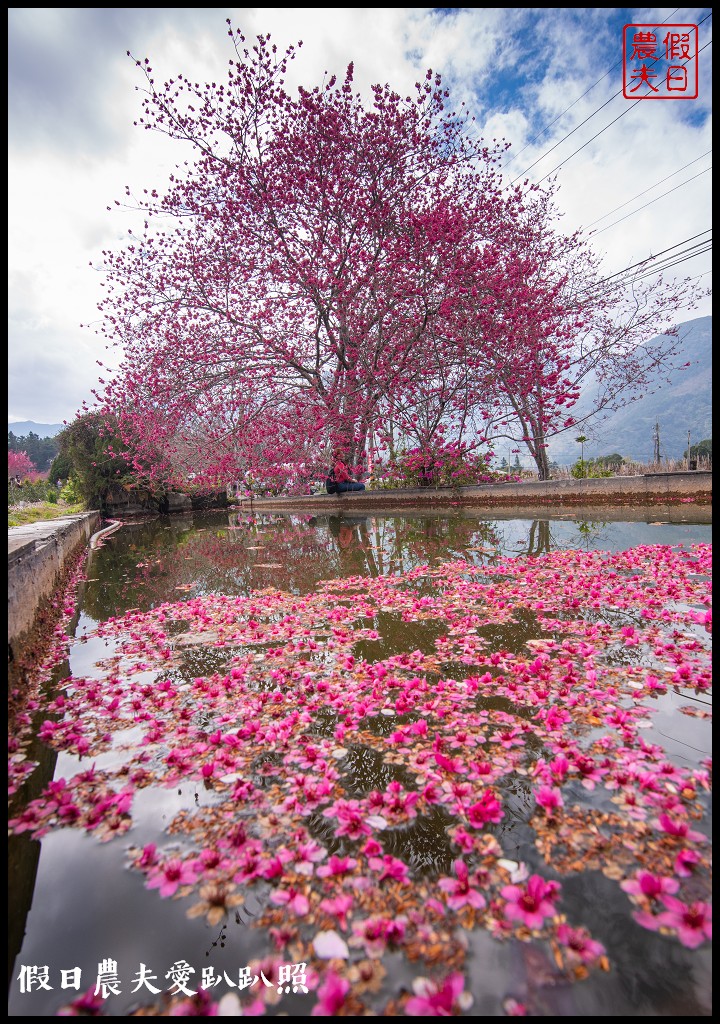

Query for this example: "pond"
[8,508,712,1017]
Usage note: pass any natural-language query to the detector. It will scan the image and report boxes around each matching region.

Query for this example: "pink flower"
[537,705,571,731]
[319,895,354,931]
[134,843,158,869]
[438,859,486,912]
[422,782,443,804]
[548,754,570,782]
[323,798,373,840]
[316,855,358,879]
[449,826,475,852]
[620,871,679,901]
[535,785,564,816]
[466,790,503,827]
[368,854,410,884]
[311,970,350,1016]
[270,886,310,916]
[503,997,528,1015]
[434,751,466,774]
[146,857,199,898]
[655,813,707,843]
[261,855,290,881]
[656,896,712,948]
[656,761,685,784]
[674,849,702,877]
[405,972,472,1015]
[571,753,606,790]
[57,988,106,1016]
[501,874,561,930]
[379,780,419,820]
[555,922,606,964]
[492,725,525,749]
[352,916,407,958]
[362,837,383,857]
[294,840,327,875]
[233,845,264,883]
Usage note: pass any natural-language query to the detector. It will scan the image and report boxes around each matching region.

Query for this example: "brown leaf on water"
[187,884,244,926]
[174,630,219,646]
[679,705,711,718]
[602,862,626,880]
[346,958,386,994]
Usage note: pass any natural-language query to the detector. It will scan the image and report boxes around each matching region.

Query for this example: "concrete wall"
[8,512,100,656]
[233,471,712,513]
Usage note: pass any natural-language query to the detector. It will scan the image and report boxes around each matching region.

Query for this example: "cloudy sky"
[8,7,712,425]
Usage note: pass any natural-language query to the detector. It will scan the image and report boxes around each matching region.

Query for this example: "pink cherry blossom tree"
[94,26,532,489]
[92,25,707,489]
[465,188,709,479]
[8,449,36,481]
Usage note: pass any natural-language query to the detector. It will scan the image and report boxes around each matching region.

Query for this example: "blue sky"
[8,7,712,424]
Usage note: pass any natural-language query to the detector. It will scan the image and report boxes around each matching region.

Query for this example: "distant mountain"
[546,316,712,465]
[7,421,65,438]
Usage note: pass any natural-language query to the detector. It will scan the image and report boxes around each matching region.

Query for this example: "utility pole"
[687,430,691,470]
[652,422,661,465]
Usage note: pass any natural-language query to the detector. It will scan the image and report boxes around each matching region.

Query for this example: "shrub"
[378,442,522,489]
[59,478,82,504]
[570,460,613,479]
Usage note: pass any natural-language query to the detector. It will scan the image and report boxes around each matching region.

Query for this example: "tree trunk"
[534,446,551,481]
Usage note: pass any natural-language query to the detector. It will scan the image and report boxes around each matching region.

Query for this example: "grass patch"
[8,502,86,527]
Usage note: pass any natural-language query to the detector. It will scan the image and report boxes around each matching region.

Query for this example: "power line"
[534,98,643,183]
[509,90,621,184]
[584,150,712,228]
[634,238,713,271]
[590,166,712,236]
[599,230,712,284]
[503,61,623,169]
[592,245,712,295]
[533,37,712,185]
[622,245,712,284]
[606,243,712,288]
[508,9,709,185]
[510,23,712,189]
[580,232,712,296]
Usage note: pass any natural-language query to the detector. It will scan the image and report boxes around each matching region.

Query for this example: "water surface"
[8,509,712,1017]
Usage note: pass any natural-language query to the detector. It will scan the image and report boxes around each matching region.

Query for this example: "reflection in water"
[527,518,551,555]
[77,510,711,621]
[7,509,712,1017]
[80,510,512,619]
